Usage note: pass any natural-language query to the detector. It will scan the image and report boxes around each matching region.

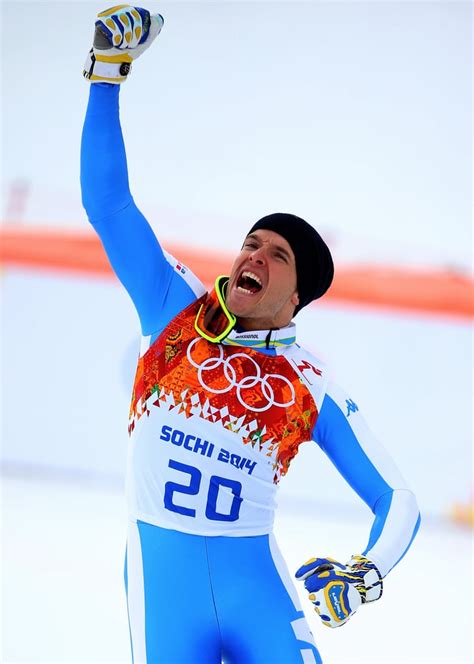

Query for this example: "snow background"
[1,2,472,663]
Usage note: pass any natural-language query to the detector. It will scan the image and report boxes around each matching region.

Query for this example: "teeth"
[242,271,262,286]
[237,286,253,294]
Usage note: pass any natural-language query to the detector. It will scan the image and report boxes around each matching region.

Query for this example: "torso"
[127,295,328,536]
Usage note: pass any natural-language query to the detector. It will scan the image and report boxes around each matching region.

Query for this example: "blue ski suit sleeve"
[314,381,420,578]
[80,83,202,336]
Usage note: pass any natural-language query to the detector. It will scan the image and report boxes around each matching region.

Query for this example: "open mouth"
[236,270,263,295]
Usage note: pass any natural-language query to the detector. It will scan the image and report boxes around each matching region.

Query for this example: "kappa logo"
[187,338,296,412]
[346,399,359,417]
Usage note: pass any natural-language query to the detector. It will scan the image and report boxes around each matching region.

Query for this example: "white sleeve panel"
[365,490,420,578]
[325,381,410,491]
[163,250,207,299]
[317,380,420,577]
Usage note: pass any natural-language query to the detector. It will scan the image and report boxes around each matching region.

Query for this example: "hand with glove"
[295,554,383,628]
[83,5,164,84]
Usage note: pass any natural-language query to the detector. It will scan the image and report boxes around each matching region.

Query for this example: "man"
[81,7,420,663]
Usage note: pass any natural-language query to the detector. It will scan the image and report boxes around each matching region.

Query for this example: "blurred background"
[1,1,472,663]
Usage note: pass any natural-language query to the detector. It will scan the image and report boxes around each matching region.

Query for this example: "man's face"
[225,229,300,330]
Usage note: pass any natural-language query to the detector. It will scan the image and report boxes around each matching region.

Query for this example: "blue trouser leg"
[208,533,322,664]
[125,522,322,663]
[125,520,221,663]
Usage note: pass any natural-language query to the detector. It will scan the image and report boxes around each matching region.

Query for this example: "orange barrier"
[451,500,474,528]
[1,226,472,320]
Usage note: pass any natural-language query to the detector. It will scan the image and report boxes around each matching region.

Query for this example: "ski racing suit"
[81,83,420,664]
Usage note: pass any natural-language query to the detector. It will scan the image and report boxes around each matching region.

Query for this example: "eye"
[244,241,258,250]
[274,252,288,263]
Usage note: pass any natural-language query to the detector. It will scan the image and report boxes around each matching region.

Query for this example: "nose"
[249,247,266,265]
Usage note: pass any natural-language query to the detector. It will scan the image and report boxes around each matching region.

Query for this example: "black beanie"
[247,213,334,314]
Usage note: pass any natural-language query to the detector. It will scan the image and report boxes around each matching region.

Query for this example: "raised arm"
[80,8,204,336]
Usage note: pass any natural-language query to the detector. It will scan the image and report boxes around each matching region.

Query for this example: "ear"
[291,291,300,307]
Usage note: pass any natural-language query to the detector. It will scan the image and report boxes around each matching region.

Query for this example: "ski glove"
[83,5,163,84]
[295,555,383,628]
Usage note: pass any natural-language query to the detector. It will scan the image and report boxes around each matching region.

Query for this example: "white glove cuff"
[83,49,132,84]
[348,555,383,603]
[365,584,383,602]
[362,566,383,601]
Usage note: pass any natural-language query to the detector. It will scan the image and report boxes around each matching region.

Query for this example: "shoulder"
[162,250,207,301]
[282,343,329,413]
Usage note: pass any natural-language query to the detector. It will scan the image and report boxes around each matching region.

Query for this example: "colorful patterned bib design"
[129,295,319,482]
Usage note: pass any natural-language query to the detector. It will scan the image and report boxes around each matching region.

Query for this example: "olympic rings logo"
[186,338,296,413]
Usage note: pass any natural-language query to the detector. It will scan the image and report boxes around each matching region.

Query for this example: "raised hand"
[83,5,164,84]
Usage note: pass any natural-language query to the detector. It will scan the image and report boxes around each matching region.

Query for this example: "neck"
[235,314,293,332]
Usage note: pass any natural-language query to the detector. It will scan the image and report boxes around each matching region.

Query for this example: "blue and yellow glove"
[83,5,164,84]
[295,555,383,628]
